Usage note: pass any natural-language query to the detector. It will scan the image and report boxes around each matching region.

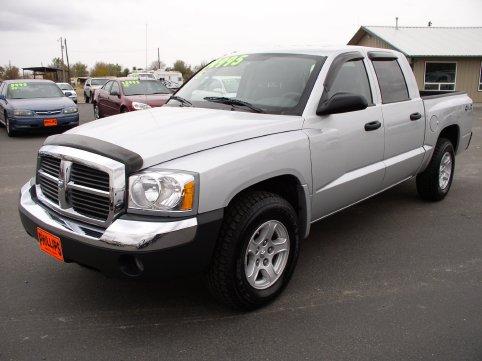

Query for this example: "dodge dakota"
[19,46,473,310]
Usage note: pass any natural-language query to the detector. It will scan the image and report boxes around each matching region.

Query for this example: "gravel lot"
[1,104,481,361]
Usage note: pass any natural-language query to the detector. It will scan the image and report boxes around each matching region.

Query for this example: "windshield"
[57,83,73,90]
[121,80,171,96]
[7,82,64,99]
[91,79,109,86]
[169,53,324,115]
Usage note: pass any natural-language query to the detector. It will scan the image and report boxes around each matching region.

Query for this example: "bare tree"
[148,60,165,71]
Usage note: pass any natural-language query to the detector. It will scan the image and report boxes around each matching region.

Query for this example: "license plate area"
[37,227,64,261]
[44,118,58,127]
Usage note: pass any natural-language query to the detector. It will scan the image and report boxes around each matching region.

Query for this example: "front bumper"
[18,179,222,277]
[11,113,79,131]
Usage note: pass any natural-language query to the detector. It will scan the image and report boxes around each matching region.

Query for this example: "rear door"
[368,53,425,187]
[306,52,385,220]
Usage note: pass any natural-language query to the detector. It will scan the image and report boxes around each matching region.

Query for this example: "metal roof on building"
[348,26,482,57]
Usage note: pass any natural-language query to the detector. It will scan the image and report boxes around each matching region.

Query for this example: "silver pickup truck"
[19,46,473,310]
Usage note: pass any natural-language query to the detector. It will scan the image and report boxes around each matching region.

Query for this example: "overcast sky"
[1,0,481,70]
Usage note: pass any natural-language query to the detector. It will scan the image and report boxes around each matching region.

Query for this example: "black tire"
[416,138,455,201]
[93,103,101,119]
[207,191,300,310]
[120,107,127,113]
[5,114,16,137]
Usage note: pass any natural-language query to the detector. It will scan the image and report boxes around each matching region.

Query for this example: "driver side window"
[327,60,372,104]
[110,82,120,95]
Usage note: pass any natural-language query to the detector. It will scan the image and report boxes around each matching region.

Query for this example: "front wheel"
[207,191,299,310]
[93,104,100,119]
[416,138,455,201]
[5,115,16,137]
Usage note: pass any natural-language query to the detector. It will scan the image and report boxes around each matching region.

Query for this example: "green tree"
[90,62,123,77]
[171,60,193,80]
[71,62,89,77]
[121,68,130,77]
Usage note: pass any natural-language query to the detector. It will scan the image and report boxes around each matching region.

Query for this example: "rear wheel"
[416,138,455,201]
[207,191,299,310]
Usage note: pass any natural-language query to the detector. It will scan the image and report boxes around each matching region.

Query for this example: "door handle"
[364,120,381,131]
[410,112,422,121]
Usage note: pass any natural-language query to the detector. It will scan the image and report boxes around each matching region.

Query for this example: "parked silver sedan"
[56,82,77,103]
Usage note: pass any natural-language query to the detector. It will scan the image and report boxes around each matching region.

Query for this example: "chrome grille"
[35,110,62,116]
[40,155,61,177]
[35,145,126,227]
[70,163,110,191]
[69,188,111,220]
[38,172,59,203]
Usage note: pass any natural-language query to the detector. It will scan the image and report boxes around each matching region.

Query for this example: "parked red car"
[93,78,172,118]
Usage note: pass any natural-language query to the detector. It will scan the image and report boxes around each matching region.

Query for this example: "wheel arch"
[226,173,311,239]
[438,124,460,153]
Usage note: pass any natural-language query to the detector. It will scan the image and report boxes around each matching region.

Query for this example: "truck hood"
[7,97,74,111]
[66,106,303,169]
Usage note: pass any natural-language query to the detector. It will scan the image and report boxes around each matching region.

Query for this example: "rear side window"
[327,60,372,104]
[372,60,409,103]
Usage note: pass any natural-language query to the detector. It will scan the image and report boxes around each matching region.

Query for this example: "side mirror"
[316,92,368,116]
[0,94,5,101]
[111,91,120,97]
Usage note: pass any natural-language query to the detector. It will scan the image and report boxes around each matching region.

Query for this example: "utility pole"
[58,36,65,82]
[64,38,71,83]
[145,24,148,71]
[157,47,161,70]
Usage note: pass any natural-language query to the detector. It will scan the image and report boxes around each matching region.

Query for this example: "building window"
[424,62,456,91]
[479,62,482,91]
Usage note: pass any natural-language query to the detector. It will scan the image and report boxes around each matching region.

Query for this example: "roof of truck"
[349,26,482,57]
[229,45,394,58]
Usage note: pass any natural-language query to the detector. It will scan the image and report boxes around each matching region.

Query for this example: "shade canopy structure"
[22,66,64,81]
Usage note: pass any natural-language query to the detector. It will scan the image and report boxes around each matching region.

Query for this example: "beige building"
[348,26,482,103]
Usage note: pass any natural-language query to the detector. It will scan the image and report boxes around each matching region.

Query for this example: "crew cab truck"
[18,46,473,310]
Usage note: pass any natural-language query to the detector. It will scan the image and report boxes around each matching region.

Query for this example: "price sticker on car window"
[207,55,248,68]
[122,80,140,87]
[10,82,28,89]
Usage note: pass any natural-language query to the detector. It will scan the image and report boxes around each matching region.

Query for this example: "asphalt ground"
[1,104,481,360]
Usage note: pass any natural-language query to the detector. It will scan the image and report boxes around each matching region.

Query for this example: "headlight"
[13,109,33,116]
[132,102,151,110]
[128,170,196,214]
[63,106,78,114]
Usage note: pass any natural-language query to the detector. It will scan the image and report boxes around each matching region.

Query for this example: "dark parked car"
[93,78,172,118]
[0,79,79,137]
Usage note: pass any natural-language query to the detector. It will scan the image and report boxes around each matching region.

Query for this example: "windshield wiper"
[203,97,263,113]
[169,95,192,107]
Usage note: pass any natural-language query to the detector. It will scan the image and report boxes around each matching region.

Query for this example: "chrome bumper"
[19,179,197,252]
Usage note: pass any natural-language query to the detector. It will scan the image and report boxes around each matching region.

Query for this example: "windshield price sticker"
[207,55,248,68]
[122,80,140,87]
[10,82,28,89]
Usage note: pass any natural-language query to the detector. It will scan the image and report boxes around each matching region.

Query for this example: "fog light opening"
[119,255,144,277]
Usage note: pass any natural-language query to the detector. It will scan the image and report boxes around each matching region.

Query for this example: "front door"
[306,57,385,220]
[107,81,122,115]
